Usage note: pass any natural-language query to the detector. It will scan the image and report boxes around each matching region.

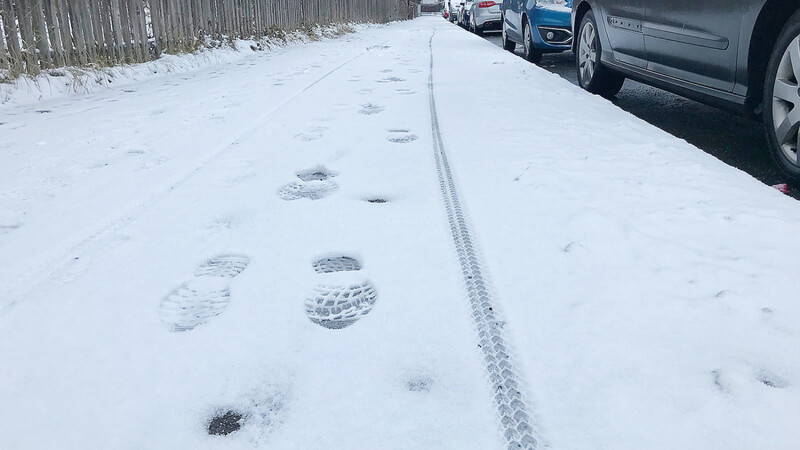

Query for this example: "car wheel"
[502,16,516,52]
[474,23,483,36]
[523,20,543,64]
[764,10,800,184]
[576,10,625,98]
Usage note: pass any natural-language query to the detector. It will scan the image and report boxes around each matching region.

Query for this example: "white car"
[468,1,502,35]
[443,0,457,22]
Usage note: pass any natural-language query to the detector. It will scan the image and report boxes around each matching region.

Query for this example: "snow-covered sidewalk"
[1,16,798,450]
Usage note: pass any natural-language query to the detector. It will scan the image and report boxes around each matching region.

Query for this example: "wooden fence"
[0,0,417,78]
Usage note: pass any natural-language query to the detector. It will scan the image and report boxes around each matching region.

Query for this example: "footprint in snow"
[304,255,378,329]
[296,165,337,182]
[159,255,250,332]
[304,281,378,329]
[377,76,405,83]
[406,375,433,392]
[312,255,362,273]
[0,222,22,235]
[758,370,789,389]
[387,129,418,143]
[359,103,385,115]
[294,126,327,141]
[277,180,338,201]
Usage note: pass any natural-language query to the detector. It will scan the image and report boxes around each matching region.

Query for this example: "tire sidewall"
[524,20,532,58]
[577,11,600,90]
[763,10,800,181]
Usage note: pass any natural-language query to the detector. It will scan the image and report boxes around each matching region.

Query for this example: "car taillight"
[478,1,496,7]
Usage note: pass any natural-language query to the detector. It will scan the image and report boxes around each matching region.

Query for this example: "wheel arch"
[572,1,593,54]
[746,0,800,116]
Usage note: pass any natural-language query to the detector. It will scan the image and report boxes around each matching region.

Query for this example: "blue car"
[501,0,574,63]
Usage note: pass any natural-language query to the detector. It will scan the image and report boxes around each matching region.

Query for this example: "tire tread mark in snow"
[427,31,541,450]
[0,43,386,316]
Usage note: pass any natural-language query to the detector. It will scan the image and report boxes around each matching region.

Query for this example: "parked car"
[443,0,457,22]
[501,0,574,64]
[458,1,475,28]
[468,1,502,35]
[572,1,800,183]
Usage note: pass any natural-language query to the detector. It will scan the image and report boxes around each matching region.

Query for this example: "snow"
[1,16,799,450]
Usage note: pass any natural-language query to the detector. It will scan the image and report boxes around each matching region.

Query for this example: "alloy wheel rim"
[578,21,597,85]
[525,24,531,55]
[772,34,800,166]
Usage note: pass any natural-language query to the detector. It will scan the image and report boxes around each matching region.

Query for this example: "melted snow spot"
[305,281,377,329]
[313,256,362,274]
[208,411,243,436]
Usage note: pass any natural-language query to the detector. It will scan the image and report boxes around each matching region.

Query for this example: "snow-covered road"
[1,16,798,450]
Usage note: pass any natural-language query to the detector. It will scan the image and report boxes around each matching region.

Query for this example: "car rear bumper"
[478,19,502,30]
[473,5,501,28]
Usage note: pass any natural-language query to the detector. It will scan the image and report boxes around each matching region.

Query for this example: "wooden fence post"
[0,0,22,75]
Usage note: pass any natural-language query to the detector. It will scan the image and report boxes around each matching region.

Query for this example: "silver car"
[458,1,474,28]
[468,1,502,35]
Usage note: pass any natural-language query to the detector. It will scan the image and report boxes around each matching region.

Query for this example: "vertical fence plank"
[0,0,22,75]
[134,0,149,58]
[30,0,53,67]
[54,0,73,65]
[100,0,119,62]
[16,0,39,71]
[43,0,65,66]
[0,8,9,73]
[125,0,143,61]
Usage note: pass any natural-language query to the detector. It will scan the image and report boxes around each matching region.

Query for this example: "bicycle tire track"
[427,30,543,450]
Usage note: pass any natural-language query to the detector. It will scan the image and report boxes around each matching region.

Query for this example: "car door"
[502,0,522,40]
[598,0,647,68]
[642,0,747,92]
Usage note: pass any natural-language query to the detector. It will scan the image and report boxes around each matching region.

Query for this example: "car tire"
[522,20,543,64]
[501,16,516,52]
[475,24,484,36]
[576,10,625,99]
[763,9,800,184]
